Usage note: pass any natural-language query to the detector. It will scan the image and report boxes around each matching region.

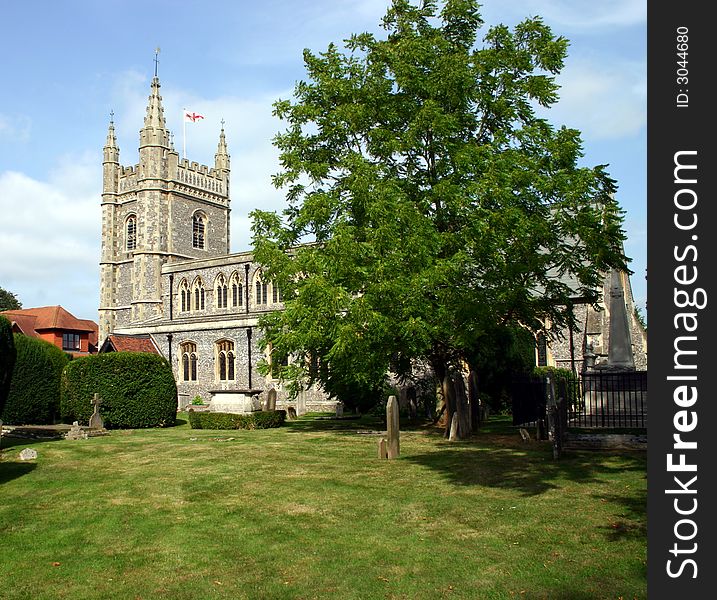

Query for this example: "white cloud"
[0,155,100,320]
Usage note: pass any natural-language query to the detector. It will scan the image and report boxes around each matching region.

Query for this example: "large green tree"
[251,0,627,437]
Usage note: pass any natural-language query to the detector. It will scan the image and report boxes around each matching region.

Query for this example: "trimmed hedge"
[188,410,286,430]
[2,334,70,425]
[61,352,177,428]
[0,315,15,416]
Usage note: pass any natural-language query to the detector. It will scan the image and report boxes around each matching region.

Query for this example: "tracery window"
[230,272,243,308]
[179,279,190,313]
[126,214,137,251]
[215,274,228,309]
[216,340,235,381]
[192,277,205,311]
[192,212,206,249]
[180,341,198,381]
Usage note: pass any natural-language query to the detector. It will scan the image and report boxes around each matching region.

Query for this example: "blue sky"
[0,0,646,323]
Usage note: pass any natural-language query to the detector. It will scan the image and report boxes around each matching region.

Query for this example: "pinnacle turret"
[103,116,119,163]
[214,123,230,172]
[139,76,170,148]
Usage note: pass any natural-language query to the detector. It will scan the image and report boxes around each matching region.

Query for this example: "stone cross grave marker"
[386,395,400,459]
[89,393,104,430]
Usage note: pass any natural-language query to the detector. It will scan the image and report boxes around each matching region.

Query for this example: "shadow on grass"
[0,460,37,483]
[403,445,646,497]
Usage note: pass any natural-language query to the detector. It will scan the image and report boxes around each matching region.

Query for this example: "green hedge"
[0,316,15,416]
[61,352,177,428]
[188,410,286,430]
[2,334,70,425]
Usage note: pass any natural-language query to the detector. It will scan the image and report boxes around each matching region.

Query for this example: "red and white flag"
[184,110,204,123]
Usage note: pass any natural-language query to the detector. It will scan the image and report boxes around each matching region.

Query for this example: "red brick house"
[0,306,98,357]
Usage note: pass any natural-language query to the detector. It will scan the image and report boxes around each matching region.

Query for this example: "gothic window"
[126,214,137,251]
[179,279,190,313]
[230,272,243,308]
[216,340,235,381]
[536,333,548,367]
[215,274,228,309]
[180,341,198,381]
[254,270,268,306]
[192,212,206,249]
[192,277,205,311]
[272,283,283,304]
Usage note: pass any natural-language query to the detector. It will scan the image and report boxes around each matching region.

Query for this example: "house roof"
[101,334,160,354]
[1,306,98,335]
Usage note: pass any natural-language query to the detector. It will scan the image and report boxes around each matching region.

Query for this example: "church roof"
[100,334,160,354]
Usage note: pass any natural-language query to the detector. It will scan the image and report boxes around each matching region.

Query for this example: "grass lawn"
[0,414,646,600]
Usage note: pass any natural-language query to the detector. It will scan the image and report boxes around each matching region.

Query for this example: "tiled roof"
[103,334,160,354]
[0,306,97,333]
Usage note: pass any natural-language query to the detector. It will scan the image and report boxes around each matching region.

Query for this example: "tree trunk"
[468,365,480,432]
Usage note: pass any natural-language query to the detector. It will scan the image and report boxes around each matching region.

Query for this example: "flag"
[184,110,205,123]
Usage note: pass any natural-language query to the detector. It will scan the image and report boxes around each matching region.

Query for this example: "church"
[98,75,646,412]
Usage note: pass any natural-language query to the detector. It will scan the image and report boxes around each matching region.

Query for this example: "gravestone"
[65,421,88,440]
[386,395,400,459]
[378,438,388,459]
[335,401,344,417]
[19,448,37,461]
[89,393,104,430]
[448,412,459,441]
[265,388,277,411]
[296,391,306,416]
[287,406,298,420]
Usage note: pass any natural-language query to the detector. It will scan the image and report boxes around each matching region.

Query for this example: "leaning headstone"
[265,388,277,411]
[287,406,298,420]
[519,428,531,442]
[448,412,459,441]
[19,448,37,461]
[89,393,104,430]
[378,438,388,459]
[386,395,400,459]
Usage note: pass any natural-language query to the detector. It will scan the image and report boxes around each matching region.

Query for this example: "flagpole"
[182,108,187,160]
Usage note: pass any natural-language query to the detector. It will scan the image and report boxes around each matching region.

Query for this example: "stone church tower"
[99,76,231,341]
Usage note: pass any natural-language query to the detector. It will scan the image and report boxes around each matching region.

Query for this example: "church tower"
[98,74,231,342]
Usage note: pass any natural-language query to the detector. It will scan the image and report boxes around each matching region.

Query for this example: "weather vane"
[154,47,161,77]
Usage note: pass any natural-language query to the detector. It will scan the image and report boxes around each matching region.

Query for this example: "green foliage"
[634,305,647,332]
[188,410,286,430]
[0,286,22,311]
[191,395,205,405]
[251,0,627,414]
[252,0,626,406]
[2,334,70,425]
[60,352,177,428]
[0,315,16,415]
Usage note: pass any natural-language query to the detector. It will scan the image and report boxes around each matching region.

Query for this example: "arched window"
[179,279,190,313]
[230,272,243,308]
[215,274,228,309]
[192,277,205,311]
[216,340,235,381]
[180,341,198,381]
[254,270,268,306]
[126,214,137,251]
[192,212,207,249]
